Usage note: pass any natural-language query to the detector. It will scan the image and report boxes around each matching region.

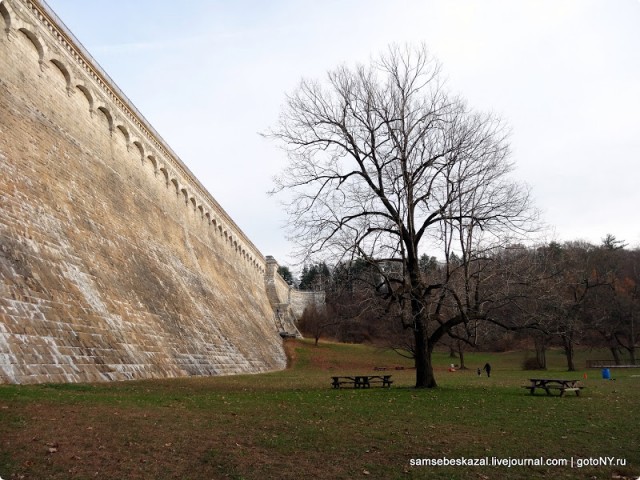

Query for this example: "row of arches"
[1,0,266,275]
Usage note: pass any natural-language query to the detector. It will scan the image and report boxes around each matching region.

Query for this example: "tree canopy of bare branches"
[267,44,537,387]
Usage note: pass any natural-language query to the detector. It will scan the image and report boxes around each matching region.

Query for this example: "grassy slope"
[0,340,638,480]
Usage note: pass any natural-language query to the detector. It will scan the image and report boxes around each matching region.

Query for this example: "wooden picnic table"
[523,378,584,396]
[331,375,393,389]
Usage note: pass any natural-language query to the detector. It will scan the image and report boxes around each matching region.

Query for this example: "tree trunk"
[631,315,636,364]
[609,346,621,365]
[409,256,438,388]
[536,348,546,370]
[534,335,547,369]
[621,344,637,365]
[562,335,576,371]
[457,341,466,369]
[413,314,437,388]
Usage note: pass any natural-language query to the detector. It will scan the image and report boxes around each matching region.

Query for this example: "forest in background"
[287,235,639,371]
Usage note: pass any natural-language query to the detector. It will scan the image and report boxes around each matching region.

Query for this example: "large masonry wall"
[290,290,325,319]
[0,0,286,383]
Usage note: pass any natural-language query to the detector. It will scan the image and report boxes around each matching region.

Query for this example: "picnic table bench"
[522,378,585,396]
[331,375,393,389]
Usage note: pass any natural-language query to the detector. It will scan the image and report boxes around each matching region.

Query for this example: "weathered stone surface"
[0,0,287,383]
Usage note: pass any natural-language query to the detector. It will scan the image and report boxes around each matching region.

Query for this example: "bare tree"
[267,44,536,387]
[297,304,339,346]
[586,244,639,365]
[531,241,613,371]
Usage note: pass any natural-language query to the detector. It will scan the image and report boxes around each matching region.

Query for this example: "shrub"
[522,356,546,370]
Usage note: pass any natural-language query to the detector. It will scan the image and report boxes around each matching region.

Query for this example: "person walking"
[483,363,492,378]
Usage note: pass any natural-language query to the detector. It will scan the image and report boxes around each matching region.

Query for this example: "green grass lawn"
[0,340,638,479]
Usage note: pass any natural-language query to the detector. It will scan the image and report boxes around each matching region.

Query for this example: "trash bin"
[602,368,611,379]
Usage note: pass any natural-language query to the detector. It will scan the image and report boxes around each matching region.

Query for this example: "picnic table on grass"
[331,375,393,389]
[523,378,585,396]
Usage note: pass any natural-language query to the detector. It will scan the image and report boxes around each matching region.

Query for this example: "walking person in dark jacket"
[483,363,492,378]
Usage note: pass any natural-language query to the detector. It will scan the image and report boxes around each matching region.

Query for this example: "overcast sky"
[44,0,640,270]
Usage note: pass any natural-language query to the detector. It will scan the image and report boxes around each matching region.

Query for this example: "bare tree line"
[297,238,639,373]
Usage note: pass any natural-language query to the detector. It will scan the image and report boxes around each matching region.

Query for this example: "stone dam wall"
[0,0,302,383]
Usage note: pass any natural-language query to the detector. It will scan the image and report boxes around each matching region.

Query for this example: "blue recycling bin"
[602,368,611,379]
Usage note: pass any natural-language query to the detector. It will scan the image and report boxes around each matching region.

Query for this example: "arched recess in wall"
[159,167,169,186]
[49,58,72,93]
[1,2,12,35]
[76,84,94,113]
[116,125,130,148]
[132,141,144,161]
[170,178,180,195]
[147,155,158,172]
[18,27,44,64]
[180,188,189,205]
[97,106,114,133]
